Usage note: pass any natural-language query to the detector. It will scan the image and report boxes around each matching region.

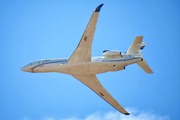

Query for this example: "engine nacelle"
[103,50,122,57]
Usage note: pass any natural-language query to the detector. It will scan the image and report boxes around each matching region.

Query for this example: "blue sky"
[0,0,180,120]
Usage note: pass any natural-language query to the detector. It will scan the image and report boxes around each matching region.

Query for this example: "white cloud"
[22,108,170,120]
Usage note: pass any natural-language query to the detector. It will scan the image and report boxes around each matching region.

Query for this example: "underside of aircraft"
[21,4,153,115]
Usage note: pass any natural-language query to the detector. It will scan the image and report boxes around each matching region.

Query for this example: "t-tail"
[126,36,153,74]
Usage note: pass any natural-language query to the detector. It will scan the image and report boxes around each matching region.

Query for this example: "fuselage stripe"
[102,57,140,62]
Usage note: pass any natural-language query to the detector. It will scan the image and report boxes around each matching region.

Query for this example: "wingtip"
[124,112,134,115]
[95,4,104,12]
[124,113,130,115]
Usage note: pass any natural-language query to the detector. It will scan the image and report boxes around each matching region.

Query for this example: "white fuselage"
[21,55,142,75]
[20,4,153,115]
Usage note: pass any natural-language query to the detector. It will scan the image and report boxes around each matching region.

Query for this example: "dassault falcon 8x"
[21,4,153,115]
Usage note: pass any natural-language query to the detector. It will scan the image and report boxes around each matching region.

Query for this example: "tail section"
[137,59,153,73]
[126,36,143,54]
[126,36,153,73]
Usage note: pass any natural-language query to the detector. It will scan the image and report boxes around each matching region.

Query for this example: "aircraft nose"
[21,66,28,72]
[21,65,32,72]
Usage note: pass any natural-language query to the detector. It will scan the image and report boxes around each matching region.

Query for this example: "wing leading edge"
[67,4,103,64]
[72,74,130,115]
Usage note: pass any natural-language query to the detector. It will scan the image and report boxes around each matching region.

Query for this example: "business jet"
[21,4,153,115]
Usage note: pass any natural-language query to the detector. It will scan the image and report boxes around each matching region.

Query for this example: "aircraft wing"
[67,4,103,64]
[72,74,130,115]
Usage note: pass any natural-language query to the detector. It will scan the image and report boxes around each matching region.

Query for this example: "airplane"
[21,4,153,115]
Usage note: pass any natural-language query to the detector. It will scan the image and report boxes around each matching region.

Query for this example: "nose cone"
[21,65,32,72]
[21,66,28,72]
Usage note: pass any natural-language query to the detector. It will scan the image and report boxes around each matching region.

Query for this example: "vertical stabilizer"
[127,36,143,54]
[136,59,153,73]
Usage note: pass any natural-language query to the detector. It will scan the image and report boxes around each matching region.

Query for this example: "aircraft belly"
[68,63,89,75]
[105,62,125,72]
[81,63,91,74]
[87,62,109,74]
[67,62,126,75]
[32,58,140,74]
[67,63,84,75]
[66,62,109,75]
[56,64,70,74]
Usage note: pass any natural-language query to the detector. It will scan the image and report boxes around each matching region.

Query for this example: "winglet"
[125,112,134,115]
[124,113,130,115]
[95,4,104,12]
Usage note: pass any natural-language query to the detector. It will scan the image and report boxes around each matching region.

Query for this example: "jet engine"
[103,50,122,57]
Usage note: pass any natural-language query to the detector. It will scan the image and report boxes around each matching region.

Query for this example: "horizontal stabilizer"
[136,59,153,73]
